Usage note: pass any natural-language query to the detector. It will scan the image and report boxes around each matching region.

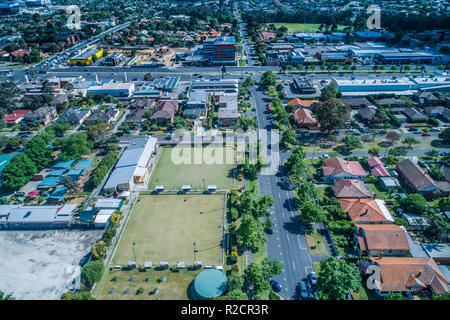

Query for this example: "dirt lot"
[0,229,102,300]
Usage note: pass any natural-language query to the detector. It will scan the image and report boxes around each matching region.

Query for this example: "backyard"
[148,146,241,190]
[111,194,225,266]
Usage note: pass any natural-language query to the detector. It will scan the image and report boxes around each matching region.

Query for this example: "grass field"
[111,194,225,266]
[270,23,347,33]
[96,268,201,300]
[148,147,240,190]
[305,229,328,256]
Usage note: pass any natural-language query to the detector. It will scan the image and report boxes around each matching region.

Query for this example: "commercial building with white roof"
[104,136,158,192]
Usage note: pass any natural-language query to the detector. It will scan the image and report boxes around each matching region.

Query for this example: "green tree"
[61,291,74,300]
[261,71,276,90]
[87,123,113,145]
[386,131,401,146]
[299,200,327,224]
[81,260,104,286]
[237,214,266,250]
[342,135,362,151]
[319,81,339,101]
[60,132,94,161]
[223,289,248,300]
[368,147,380,157]
[432,292,450,300]
[0,291,14,300]
[24,137,54,170]
[315,98,350,133]
[237,116,257,130]
[439,128,450,144]
[317,257,362,300]
[30,48,42,63]
[400,193,427,214]
[91,241,108,260]
[1,154,37,190]
[296,182,318,201]
[285,146,312,185]
[228,270,244,291]
[280,129,297,147]
[384,292,408,300]
[245,258,283,293]
[403,137,419,149]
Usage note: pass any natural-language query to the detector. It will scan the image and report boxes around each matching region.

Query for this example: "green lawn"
[111,194,225,266]
[305,229,328,255]
[270,23,347,33]
[149,147,241,190]
[96,268,201,300]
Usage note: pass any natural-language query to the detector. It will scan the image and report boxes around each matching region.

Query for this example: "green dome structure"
[193,269,228,300]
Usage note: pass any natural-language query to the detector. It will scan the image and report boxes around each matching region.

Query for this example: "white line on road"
[292,262,296,271]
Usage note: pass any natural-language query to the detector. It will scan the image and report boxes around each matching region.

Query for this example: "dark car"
[270,280,282,292]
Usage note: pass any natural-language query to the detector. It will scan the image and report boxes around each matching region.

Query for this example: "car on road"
[270,280,282,292]
[440,151,449,156]
[319,154,329,159]
[422,132,431,136]
[409,127,418,132]
[431,128,441,132]
[308,272,317,286]
[299,280,309,299]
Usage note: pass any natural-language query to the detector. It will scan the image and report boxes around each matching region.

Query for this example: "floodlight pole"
[132,241,137,263]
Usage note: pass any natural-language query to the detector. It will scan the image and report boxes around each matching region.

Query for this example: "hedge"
[88,151,119,190]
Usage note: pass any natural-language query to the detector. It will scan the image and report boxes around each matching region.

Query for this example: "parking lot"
[0,229,102,300]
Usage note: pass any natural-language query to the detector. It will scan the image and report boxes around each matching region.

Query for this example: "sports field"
[270,23,347,33]
[111,194,225,266]
[148,146,240,190]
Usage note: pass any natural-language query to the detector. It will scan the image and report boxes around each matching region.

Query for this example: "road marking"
[297,236,306,250]
[286,236,290,243]
[292,262,296,271]
[305,266,313,275]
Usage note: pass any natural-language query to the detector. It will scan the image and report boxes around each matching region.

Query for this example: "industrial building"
[184,37,237,66]
[133,76,180,100]
[189,79,239,94]
[103,136,158,192]
[69,48,104,66]
[87,82,135,98]
[0,204,77,229]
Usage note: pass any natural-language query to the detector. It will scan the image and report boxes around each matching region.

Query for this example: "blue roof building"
[53,159,76,169]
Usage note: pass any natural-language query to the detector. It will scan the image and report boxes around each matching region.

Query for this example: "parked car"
[270,280,282,292]
[299,280,309,299]
[422,132,431,136]
[319,154,329,159]
[308,272,317,287]
[431,128,441,132]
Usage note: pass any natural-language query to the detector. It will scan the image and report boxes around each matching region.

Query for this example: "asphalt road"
[252,86,317,299]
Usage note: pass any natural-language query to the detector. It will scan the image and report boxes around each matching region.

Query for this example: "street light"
[132,241,137,263]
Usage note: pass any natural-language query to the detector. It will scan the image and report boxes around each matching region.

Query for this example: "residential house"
[287,98,318,110]
[217,94,240,126]
[390,107,428,123]
[367,157,390,177]
[23,106,57,125]
[57,106,91,125]
[341,97,372,108]
[369,257,449,296]
[357,105,378,124]
[414,91,439,106]
[258,31,276,42]
[50,94,69,109]
[332,179,373,198]
[339,198,394,224]
[355,224,410,256]
[291,108,318,128]
[424,106,450,122]
[184,91,210,120]
[379,176,401,190]
[86,108,120,124]
[322,157,367,182]
[125,108,147,126]
[396,159,450,199]
[1,109,31,125]
[150,100,178,124]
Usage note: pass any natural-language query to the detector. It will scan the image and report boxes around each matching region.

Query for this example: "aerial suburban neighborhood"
[0,0,449,307]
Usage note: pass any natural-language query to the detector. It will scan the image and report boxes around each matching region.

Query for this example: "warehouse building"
[0,204,77,229]
[69,48,103,66]
[103,136,158,192]
[87,82,135,98]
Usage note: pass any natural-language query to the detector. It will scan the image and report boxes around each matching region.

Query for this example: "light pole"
[193,242,197,262]
[132,241,137,263]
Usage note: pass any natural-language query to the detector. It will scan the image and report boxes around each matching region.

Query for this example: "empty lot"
[0,230,102,300]
[111,194,225,266]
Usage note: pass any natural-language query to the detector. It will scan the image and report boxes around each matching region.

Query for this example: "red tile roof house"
[322,157,367,183]
[396,159,450,200]
[355,224,410,257]
[339,198,394,224]
[1,109,31,125]
[258,31,276,42]
[367,156,391,177]
[149,100,179,124]
[291,108,318,128]
[368,257,449,297]
[332,179,373,198]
